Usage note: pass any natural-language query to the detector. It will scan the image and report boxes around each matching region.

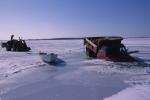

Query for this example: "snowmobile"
[39,52,58,63]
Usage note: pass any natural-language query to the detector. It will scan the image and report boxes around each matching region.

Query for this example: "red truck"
[84,36,134,62]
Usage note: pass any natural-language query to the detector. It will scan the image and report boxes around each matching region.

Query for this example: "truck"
[1,35,31,52]
[84,36,134,62]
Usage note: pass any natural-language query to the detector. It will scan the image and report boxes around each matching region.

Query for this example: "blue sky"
[0,0,150,39]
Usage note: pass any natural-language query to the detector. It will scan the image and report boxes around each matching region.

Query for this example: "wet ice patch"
[125,74,150,86]
[82,59,150,75]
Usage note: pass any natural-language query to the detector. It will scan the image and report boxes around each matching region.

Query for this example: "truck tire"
[6,41,13,51]
[86,48,96,58]
[6,45,11,51]
[12,44,17,51]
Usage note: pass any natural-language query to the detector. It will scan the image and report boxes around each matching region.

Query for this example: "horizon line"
[0,36,150,41]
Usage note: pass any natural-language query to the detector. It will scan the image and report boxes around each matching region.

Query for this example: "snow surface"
[0,38,150,100]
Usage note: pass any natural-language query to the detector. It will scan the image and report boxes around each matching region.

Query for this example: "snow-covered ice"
[0,38,150,100]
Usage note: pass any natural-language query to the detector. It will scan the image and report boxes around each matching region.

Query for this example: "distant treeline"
[1,36,149,41]
[27,37,84,41]
[27,36,150,41]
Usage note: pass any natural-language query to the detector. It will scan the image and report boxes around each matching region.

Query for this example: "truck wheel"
[86,48,96,58]
[86,47,90,56]
[6,45,11,51]
[12,44,17,51]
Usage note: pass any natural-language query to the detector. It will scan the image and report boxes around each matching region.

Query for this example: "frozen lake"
[0,38,150,100]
